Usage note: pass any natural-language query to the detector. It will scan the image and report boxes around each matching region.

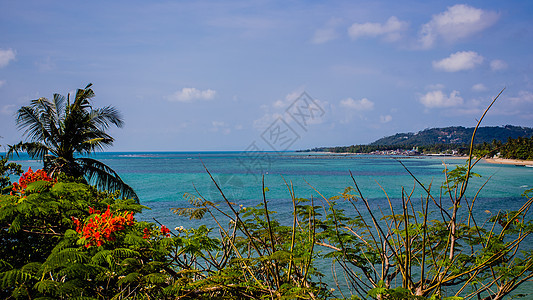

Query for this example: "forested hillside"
[303,125,533,157]
[370,125,533,146]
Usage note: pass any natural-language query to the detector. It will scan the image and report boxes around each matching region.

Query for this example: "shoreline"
[308,152,533,166]
[484,158,533,166]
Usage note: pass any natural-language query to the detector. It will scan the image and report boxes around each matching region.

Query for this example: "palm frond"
[37,97,63,151]
[16,103,52,143]
[73,84,94,110]
[7,142,50,161]
[50,93,66,141]
[90,106,124,129]
[76,136,113,154]
[76,157,139,202]
[82,138,109,146]
[52,93,66,122]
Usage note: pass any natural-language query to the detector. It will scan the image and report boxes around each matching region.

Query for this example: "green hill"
[370,125,533,146]
[301,125,533,155]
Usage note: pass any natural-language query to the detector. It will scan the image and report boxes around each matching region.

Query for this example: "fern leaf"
[21,262,41,275]
[24,180,53,194]
[142,273,167,285]
[91,249,112,266]
[119,257,140,268]
[117,272,140,286]
[8,214,22,233]
[110,248,139,259]
[0,269,35,288]
[0,260,13,272]
[35,279,60,294]
[171,207,208,220]
[41,248,87,273]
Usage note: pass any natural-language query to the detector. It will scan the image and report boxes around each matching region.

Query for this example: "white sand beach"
[484,158,533,166]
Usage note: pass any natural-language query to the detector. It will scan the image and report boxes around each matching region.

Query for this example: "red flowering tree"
[0,168,164,299]
[72,205,134,247]
[11,167,56,195]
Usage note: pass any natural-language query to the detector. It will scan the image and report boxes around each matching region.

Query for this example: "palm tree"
[8,83,139,201]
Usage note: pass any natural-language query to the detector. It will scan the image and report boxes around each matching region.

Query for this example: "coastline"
[484,158,533,166]
[297,152,533,166]
[425,155,466,159]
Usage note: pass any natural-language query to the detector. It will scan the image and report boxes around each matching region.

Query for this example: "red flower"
[11,167,56,195]
[72,217,82,233]
[161,225,171,237]
[74,205,135,248]
[143,227,150,239]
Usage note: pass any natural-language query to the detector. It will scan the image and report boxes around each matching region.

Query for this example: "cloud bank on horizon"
[0,1,532,151]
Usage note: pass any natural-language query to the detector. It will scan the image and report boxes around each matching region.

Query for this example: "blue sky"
[1,0,532,151]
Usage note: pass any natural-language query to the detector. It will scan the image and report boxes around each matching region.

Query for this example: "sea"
[8,151,532,224]
[6,151,533,296]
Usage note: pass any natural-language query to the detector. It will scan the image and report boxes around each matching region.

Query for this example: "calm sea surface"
[8,151,533,228]
[7,151,533,296]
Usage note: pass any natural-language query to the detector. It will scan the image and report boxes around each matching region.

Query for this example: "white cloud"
[253,90,302,130]
[253,112,284,131]
[0,49,16,68]
[272,99,286,109]
[210,121,231,135]
[254,89,329,130]
[419,4,499,49]
[419,90,463,108]
[270,89,305,109]
[340,97,374,111]
[312,28,339,44]
[490,59,507,71]
[0,80,5,88]
[380,115,392,123]
[472,83,487,92]
[167,88,216,102]
[508,91,533,104]
[348,16,408,42]
[487,91,533,118]
[432,51,484,72]
[1,104,16,115]
[312,18,341,44]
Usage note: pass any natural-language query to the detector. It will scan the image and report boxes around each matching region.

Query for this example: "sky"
[1,0,532,152]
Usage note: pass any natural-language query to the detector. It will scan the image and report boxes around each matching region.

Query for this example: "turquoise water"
[9,151,533,230]
[7,151,533,297]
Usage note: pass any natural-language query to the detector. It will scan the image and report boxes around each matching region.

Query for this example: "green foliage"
[474,136,533,160]
[0,155,22,194]
[368,285,427,299]
[441,163,481,193]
